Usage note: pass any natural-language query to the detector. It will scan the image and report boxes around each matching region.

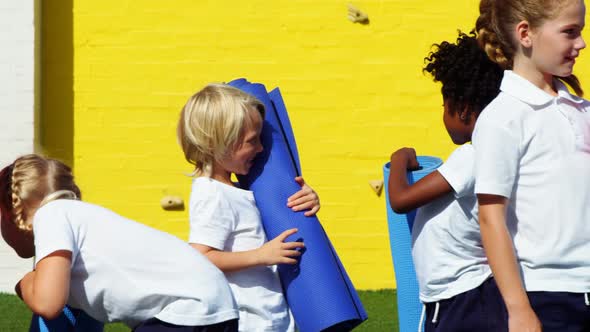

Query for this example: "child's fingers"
[282,241,305,250]
[288,195,315,208]
[408,160,420,170]
[291,201,317,212]
[282,249,302,258]
[276,228,298,242]
[287,190,306,203]
[294,176,305,187]
[304,205,320,216]
[288,187,312,202]
[279,257,299,265]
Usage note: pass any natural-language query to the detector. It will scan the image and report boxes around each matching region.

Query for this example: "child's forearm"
[19,272,56,318]
[207,249,265,273]
[478,196,533,313]
[191,229,303,273]
[191,244,263,273]
[388,150,415,213]
[389,155,410,194]
[17,251,71,320]
[389,149,452,213]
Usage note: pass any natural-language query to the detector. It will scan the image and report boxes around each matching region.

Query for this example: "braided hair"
[0,155,80,232]
[475,0,583,96]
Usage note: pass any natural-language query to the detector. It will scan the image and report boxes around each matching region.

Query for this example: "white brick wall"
[0,0,37,294]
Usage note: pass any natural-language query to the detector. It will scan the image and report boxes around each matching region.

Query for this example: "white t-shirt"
[412,144,491,302]
[33,199,238,328]
[473,70,590,292]
[188,177,294,332]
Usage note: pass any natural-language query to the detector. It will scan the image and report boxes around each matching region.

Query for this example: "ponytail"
[558,75,584,97]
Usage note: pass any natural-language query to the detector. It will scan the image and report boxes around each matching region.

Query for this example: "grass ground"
[0,290,398,331]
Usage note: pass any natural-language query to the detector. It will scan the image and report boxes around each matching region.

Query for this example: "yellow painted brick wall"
[40,1,73,166]
[41,1,590,290]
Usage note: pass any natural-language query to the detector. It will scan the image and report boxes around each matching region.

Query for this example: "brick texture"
[0,0,36,294]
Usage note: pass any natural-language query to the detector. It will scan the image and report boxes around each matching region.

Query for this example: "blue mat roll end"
[383,156,442,332]
[228,78,367,332]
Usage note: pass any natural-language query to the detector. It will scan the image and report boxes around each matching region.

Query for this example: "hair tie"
[40,190,78,207]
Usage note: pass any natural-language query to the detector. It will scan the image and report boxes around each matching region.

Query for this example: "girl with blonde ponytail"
[0,154,239,331]
[473,0,590,331]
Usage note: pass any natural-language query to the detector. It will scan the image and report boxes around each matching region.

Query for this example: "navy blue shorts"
[29,306,103,332]
[133,318,238,332]
[423,278,508,332]
[528,291,590,332]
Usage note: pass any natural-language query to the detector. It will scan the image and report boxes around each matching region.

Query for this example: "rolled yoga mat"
[382,156,443,332]
[228,78,367,332]
[30,306,104,332]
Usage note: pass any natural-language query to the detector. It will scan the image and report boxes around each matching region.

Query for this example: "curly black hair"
[423,30,503,123]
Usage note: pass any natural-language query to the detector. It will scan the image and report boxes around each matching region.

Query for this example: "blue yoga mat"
[383,156,443,332]
[229,78,367,332]
[29,306,103,332]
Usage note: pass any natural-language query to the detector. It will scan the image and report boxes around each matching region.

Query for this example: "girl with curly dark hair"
[388,31,505,331]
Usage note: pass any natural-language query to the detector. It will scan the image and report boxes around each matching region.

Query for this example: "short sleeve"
[188,185,235,250]
[472,118,521,198]
[33,202,76,267]
[437,144,475,198]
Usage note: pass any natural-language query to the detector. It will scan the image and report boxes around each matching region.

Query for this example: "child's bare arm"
[191,228,304,273]
[287,177,320,216]
[478,194,541,332]
[388,147,453,213]
[16,250,71,320]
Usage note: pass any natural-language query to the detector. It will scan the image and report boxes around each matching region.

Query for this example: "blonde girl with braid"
[473,0,590,331]
[0,154,239,332]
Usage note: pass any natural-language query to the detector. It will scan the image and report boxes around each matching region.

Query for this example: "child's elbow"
[392,206,412,214]
[27,296,67,321]
[33,304,64,321]
[389,197,412,214]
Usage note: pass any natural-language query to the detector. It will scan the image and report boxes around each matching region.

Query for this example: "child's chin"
[450,137,463,145]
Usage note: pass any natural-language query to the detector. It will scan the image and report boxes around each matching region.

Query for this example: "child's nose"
[576,36,586,50]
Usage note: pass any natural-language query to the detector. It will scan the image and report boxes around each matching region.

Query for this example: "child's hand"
[287,176,320,216]
[257,228,304,266]
[390,147,420,171]
[508,306,542,332]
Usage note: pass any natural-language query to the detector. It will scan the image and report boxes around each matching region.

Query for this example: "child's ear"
[515,20,532,48]
[459,105,470,121]
[459,106,479,126]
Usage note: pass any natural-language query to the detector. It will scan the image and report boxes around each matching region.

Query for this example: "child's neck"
[210,168,235,187]
[513,57,557,96]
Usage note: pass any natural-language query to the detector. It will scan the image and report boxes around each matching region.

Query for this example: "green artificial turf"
[0,289,399,332]
[0,293,31,331]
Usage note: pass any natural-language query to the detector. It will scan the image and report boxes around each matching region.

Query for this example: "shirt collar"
[500,70,585,108]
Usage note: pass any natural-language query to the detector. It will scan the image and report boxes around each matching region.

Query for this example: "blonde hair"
[476,0,583,96]
[177,84,265,176]
[0,154,80,232]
